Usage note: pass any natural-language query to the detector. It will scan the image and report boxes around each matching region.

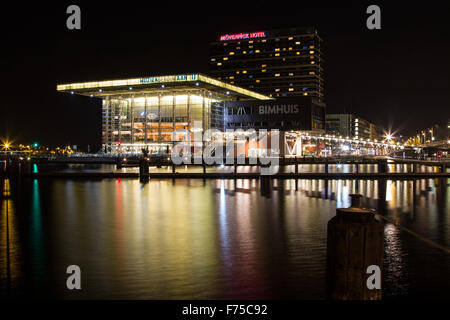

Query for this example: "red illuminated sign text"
[219,31,266,41]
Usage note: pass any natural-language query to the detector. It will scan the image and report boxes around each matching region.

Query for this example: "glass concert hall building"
[57,74,270,153]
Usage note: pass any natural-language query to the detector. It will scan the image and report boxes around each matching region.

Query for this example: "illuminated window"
[275,73,280,77]
[309,71,315,75]
[229,76,234,79]
[261,69,266,72]
[289,47,293,51]
[311,61,315,64]
[256,79,260,83]
[275,88,280,92]
[242,70,247,74]
[309,50,314,54]
[288,37,293,40]
[255,49,260,53]
[288,72,294,76]
[243,51,247,54]
[310,45,315,48]
[275,53,280,56]
[262,39,266,42]
[217,62,222,66]
[275,48,280,51]
[296,51,300,55]
[295,41,300,45]
[223,57,228,60]
[236,71,240,74]
[289,88,294,92]
[249,41,253,44]
[229,52,235,55]
[303,92,308,96]
[261,64,267,67]
[211,58,216,61]
[310,56,314,59]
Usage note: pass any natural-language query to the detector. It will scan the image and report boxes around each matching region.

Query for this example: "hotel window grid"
[209,27,324,101]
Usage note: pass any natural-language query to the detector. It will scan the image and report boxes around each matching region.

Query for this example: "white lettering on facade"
[257,104,300,115]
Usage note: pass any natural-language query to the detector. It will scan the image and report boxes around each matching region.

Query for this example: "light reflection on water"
[0,164,449,299]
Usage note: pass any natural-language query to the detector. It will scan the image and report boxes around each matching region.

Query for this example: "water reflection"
[0,169,448,299]
[0,179,23,295]
[31,179,45,290]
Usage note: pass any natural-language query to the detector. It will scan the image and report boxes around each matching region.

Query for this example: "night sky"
[2,1,449,151]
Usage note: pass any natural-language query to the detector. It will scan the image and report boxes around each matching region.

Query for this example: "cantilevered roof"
[57,73,272,100]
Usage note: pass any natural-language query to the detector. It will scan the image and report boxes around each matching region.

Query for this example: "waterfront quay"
[2,154,448,180]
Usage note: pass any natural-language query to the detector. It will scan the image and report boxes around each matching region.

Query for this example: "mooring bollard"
[326,194,384,300]
[377,159,387,173]
[139,158,150,182]
[116,158,123,169]
[19,158,32,177]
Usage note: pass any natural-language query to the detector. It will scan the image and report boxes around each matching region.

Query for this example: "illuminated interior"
[57,73,271,154]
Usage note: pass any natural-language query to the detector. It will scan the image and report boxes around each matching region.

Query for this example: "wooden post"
[139,158,150,182]
[326,194,384,300]
[325,158,329,174]
[172,163,176,174]
[377,160,387,173]
[116,158,123,169]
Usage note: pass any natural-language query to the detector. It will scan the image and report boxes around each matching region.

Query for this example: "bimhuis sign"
[226,97,310,118]
[224,97,312,130]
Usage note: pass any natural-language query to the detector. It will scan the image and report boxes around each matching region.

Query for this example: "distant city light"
[385,133,393,142]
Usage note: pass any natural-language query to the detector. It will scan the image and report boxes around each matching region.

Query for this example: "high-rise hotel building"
[209,27,324,101]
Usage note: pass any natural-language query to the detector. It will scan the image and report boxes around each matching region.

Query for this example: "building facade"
[57,74,270,154]
[326,114,385,141]
[209,27,324,101]
[214,96,325,132]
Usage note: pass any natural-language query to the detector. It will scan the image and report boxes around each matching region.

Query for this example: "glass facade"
[57,73,271,154]
[102,92,216,154]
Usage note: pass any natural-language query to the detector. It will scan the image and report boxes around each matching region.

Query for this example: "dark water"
[1,164,449,299]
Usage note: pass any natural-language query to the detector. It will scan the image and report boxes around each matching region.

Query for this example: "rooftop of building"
[56,73,272,101]
[211,27,321,44]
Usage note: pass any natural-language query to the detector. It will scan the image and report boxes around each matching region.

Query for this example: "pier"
[3,154,447,180]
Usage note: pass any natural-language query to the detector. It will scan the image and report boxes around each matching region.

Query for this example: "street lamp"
[1,140,11,150]
[385,133,393,143]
